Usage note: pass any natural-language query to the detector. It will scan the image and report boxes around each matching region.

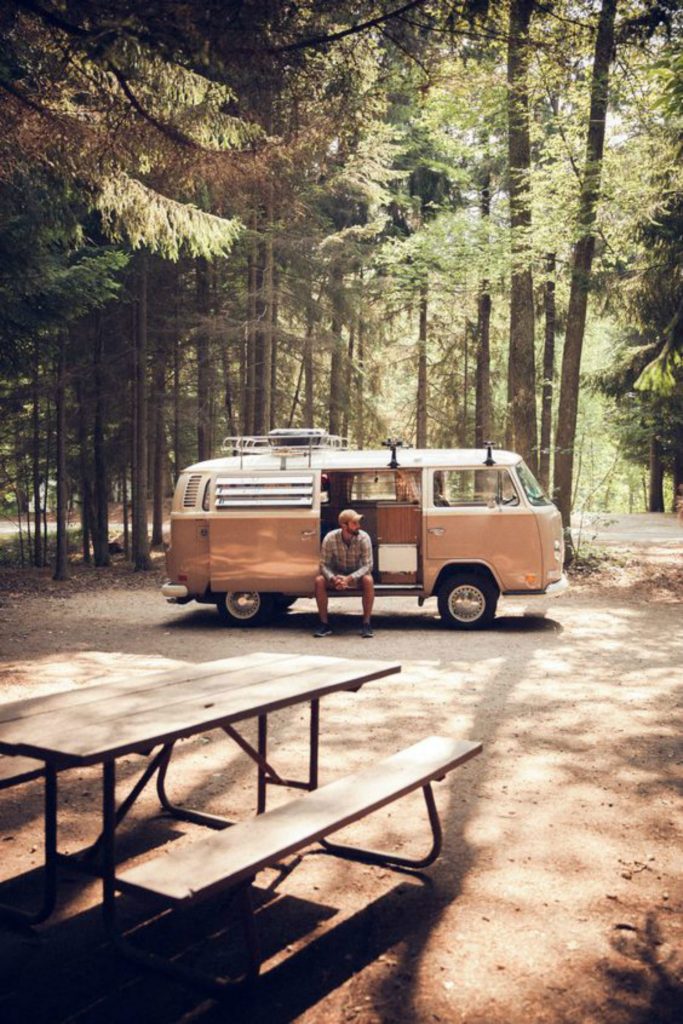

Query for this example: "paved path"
[570,511,682,548]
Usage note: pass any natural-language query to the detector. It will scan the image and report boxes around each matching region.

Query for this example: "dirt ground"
[0,538,681,1024]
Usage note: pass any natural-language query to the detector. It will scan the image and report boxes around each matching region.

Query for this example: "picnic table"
[0,652,399,922]
[0,651,481,992]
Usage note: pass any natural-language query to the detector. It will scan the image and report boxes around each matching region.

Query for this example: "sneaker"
[314,622,333,638]
[360,622,374,638]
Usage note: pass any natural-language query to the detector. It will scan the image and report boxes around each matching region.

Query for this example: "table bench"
[112,734,482,993]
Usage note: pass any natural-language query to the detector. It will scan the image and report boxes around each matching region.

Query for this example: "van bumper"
[161,582,189,601]
[503,574,568,599]
[502,574,569,614]
[543,575,569,598]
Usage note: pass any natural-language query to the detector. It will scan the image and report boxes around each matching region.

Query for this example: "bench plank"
[118,736,481,903]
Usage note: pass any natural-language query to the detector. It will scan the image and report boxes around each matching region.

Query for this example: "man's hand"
[332,574,351,590]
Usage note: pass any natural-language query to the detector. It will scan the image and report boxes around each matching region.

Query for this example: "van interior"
[321,470,422,586]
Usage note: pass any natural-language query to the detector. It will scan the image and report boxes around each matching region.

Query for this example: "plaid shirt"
[320,528,373,581]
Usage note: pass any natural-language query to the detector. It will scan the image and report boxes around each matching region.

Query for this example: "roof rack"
[223,429,347,468]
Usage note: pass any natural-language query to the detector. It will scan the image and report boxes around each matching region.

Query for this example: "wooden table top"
[0,653,400,767]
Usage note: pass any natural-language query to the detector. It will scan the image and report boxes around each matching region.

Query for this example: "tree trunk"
[475,158,492,450]
[673,437,683,512]
[31,337,44,567]
[342,326,354,441]
[416,281,428,448]
[253,237,271,435]
[76,378,92,563]
[648,435,664,512]
[92,313,110,566]
[328,265,345,436]
[132,256,151,570]
[42,396,51,558]
[221,338,237,437]
[463,321,470,445]
[554,0,617,525]
[539,253,556,492]
[245,228,258,434]
[474,284,492,448]
[304,280,324,427]
[53,334,68,581]
[122,471,130,559]
[506,0,538,472]
[172,284,182,476]
[196,258,211,460]
[328,334,344,436]
[264,231,275,431]
[304,309,314,427]
[151,347,166,547]
[356,288,365,449]
[270,261,279,430]
[288,357,305,427]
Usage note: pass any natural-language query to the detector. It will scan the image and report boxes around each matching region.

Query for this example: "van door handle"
[428,527,445,536]
[301,529,316,539]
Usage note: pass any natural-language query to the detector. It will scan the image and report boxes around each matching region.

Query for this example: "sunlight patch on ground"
[0,649,187,700]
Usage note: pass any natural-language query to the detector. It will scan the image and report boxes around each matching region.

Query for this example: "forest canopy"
[0,0,681,573]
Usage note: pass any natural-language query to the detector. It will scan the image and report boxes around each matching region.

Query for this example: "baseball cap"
[338,509,363,525]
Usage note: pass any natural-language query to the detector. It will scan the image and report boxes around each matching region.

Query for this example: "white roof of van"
[183,447,522,474]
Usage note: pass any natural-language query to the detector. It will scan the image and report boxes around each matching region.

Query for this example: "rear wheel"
[437,574,498,629]
[217,591,274,626]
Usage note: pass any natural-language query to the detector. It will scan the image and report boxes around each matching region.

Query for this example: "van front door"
[424,468,542,592]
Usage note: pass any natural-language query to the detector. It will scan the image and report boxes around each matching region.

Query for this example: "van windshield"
[516,462,552,506]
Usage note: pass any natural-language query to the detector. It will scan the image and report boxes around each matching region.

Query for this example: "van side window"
[349,471,421,503]
[434,469,519,507]
[351,472,396,501]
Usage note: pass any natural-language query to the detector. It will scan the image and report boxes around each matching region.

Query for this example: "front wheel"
[437,574,498,629]
[217,591,274,627]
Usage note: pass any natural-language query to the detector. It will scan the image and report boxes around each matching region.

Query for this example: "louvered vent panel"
[215,475,314,508]
[183,474,203,508]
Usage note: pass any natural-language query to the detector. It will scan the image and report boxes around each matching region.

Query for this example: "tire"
[437,574,498,630]
[217,591,274,626]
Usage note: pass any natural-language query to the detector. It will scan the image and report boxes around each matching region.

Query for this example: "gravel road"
[0,550,681,1024]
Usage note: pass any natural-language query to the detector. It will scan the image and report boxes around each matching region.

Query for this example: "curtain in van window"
[396,470,421,503]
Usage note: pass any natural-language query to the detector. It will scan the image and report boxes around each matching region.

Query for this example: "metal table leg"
[0,765,58,927]
[319,782,444,868]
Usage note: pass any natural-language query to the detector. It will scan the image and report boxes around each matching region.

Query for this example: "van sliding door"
[209,473,320,592]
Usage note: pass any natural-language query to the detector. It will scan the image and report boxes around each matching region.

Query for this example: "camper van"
[162,429,567,629]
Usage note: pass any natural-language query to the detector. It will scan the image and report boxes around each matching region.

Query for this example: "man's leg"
[360,574,374,636]
[313,575,333,636]
[314,575,329,620]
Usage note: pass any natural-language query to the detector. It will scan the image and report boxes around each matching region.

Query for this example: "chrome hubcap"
[448,585,485,622]
[226,592,261,620]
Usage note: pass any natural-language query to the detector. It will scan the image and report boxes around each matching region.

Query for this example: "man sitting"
[313,509,374,638]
